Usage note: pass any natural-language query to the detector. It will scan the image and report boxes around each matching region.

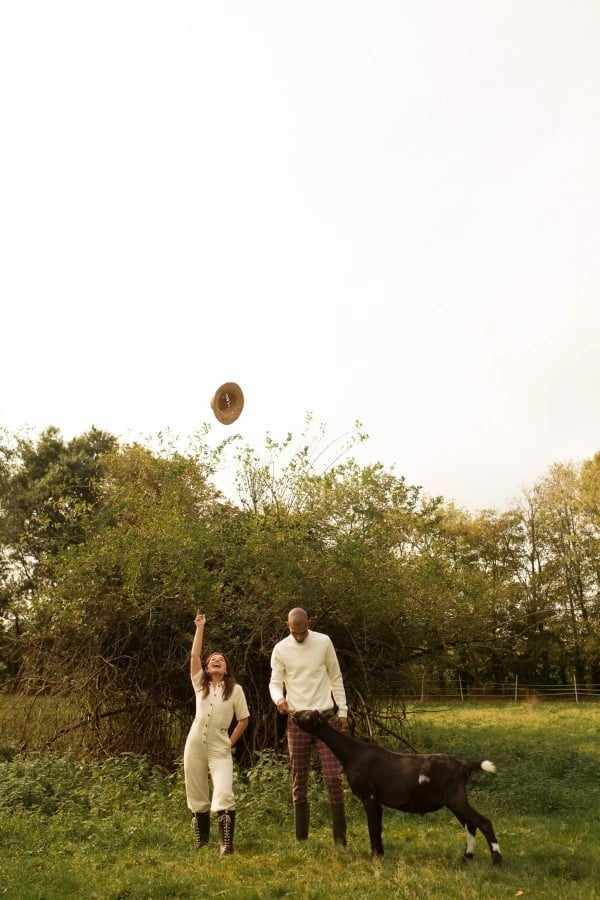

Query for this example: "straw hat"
[210,382,244,425]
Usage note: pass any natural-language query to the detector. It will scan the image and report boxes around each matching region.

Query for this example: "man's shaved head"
[288,608,309,628]
[287,608,310,642]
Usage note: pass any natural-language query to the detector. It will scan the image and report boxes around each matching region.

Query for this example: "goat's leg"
[452,815,478,863]
[361,798,384,859]
[449,800,502,866]
[450,811,478,863]
[464,822,478,861]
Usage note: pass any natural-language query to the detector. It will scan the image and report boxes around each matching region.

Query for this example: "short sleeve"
[233,685,250,720]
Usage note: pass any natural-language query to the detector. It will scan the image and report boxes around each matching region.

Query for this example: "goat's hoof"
[492,852,503,866]
[462,852,474,864]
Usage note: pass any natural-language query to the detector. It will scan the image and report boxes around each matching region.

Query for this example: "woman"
[183,612,250,858]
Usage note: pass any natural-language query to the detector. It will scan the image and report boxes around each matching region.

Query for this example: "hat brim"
[210,382,244,425]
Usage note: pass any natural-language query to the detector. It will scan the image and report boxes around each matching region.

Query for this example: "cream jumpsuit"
[183,671,250,813]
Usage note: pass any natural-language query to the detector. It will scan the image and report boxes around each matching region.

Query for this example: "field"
[1,701,599,899]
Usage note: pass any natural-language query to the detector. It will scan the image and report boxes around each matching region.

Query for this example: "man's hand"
[338,717,349,733]
[276,699,290,715]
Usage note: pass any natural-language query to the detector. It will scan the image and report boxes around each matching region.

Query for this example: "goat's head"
[291,709,331,733]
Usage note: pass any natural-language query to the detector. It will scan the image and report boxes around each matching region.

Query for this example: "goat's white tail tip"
[481,760,497,774]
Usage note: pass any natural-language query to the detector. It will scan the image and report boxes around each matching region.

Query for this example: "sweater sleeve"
[268,644,285,705]
[326,639,348,718]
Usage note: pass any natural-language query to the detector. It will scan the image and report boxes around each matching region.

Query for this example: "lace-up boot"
[217,809,236,858]
[191,811,210,849]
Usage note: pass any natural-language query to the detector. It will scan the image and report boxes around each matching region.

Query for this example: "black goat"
[292,709,502,865]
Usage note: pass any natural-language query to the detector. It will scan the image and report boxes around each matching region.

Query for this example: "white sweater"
[269,630,348,718]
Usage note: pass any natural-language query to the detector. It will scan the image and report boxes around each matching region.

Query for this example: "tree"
[0,425,116,681]
[20,442,227,764]
[518,461,600,684]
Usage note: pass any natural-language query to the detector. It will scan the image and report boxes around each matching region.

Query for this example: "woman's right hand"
[195,612,206,629]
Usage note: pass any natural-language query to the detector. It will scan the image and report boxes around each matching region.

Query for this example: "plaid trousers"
[286,714,345,805]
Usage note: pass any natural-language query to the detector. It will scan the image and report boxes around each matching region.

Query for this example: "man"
[269,607,348,846]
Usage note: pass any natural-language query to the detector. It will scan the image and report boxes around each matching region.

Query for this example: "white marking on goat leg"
[492,842,501,853]
[418,774,430,785]
[465,825,476,856]
[481,760,497,773]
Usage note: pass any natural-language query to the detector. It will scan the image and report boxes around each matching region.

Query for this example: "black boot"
[331,804,347,847]
[294,801,310,841]
[191,811,210,849]
[217,809,236,858]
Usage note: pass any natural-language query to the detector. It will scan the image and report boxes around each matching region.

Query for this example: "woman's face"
[206,653,227,675]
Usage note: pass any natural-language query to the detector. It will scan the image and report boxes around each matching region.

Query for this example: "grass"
[1,702,599,898]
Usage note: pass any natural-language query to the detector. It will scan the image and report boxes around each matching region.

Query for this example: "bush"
[0,752,176,817]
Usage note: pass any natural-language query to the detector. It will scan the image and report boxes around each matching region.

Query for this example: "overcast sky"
[1,1,599,513]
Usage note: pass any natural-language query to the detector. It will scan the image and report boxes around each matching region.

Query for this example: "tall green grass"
[1,703,599,898]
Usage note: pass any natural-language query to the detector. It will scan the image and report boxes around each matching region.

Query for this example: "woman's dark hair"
[200,651,237,701]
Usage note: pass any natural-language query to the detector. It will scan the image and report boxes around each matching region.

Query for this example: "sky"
[1,1,599,513]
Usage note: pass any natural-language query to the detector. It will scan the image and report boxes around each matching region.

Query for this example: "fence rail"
[380,675,600,703]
